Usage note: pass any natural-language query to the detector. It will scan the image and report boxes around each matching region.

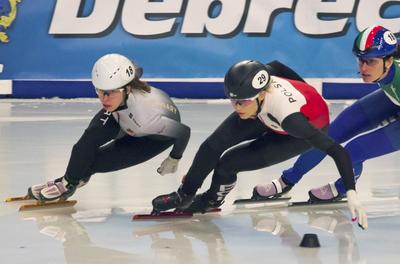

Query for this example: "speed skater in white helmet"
[28,53,190,202]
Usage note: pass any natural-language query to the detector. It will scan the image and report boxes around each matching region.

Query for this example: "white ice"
[0,99,399,264]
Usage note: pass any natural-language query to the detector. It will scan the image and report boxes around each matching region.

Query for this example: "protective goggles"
[357,57,382,67]
[230,94,259,107]
[95,87,126,97]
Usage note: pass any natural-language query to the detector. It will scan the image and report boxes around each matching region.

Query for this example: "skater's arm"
[145,116,190,159]
[281,112,355,191]
[265,60,305,82]
[160,116,191,159]
[283,112,367,230]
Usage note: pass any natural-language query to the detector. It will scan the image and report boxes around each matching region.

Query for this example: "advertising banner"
[1,0,399,80]
[0,0,398,98]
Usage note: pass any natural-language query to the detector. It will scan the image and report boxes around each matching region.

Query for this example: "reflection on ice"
[1,100,400,263]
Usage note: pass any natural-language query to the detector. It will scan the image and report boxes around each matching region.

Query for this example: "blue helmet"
[353,25,398,59]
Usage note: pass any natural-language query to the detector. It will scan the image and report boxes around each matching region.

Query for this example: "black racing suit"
[180,61,355,202]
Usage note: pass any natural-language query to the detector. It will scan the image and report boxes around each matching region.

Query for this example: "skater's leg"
[90,136,174,173]
[152,113,268,212]
[310,119,400,200]
[334,120,400,195]
[29,109,120,200]
[283,89,400,185]
[181,112,268,195]
[195,132,311,209]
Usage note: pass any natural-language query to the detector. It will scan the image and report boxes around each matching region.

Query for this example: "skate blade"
[132,208,221,221]
[5,195,33,202]
[289,200,347,207]
[133,211,193,220]
[233,196,291,205]
[18,200,77,211]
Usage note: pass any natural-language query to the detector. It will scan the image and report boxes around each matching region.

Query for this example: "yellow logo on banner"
[0,0,22,43]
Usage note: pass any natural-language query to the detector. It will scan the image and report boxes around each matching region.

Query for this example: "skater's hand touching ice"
[346,190,368,230]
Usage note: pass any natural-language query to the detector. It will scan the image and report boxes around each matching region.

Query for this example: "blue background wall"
[0,0,398,98]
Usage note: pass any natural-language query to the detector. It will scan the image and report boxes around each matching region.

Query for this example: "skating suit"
[283,59,400,195]
[64,87,190,184]
[181,76,355,199]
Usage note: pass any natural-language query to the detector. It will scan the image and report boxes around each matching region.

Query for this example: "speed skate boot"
[152,186,194,214]
[28,181,58,200]
[28,177,89,201]
[182,182,235,214]
[252,177,293,200]
[39,177,77,202]
[181,191,224,214]
[308,182,344,202]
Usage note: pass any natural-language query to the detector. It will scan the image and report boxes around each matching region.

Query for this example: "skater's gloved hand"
[346,190,368,230]
[157,156,180,176]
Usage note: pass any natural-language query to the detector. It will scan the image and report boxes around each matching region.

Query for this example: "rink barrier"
[6,79,225,99]
[0,79,379,99]
[322,82,379,99]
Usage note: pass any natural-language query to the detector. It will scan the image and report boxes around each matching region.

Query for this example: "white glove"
[157,156,180,176]
[346,190,368,230]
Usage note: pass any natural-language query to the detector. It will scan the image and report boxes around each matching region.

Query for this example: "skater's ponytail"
[127,78,151,93]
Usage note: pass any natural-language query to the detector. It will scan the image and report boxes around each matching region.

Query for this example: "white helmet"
[91,53,142,91]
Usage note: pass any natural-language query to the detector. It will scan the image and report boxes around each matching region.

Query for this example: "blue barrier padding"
[13,80,97,99]
[322,82,379,99]
[11,80,225,99]
[149,81,225,99]
[11,80,380,99]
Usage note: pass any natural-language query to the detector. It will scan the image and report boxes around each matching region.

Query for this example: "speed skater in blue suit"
[253,25,400,202]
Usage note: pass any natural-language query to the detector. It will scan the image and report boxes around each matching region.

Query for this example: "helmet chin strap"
[123,87,130,103]
[248,97,263,119]
[256,97,262,114]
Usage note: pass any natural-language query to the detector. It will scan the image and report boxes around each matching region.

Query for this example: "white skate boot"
[253,177,293,199]
[308,182,344,202]
[39,177,77,201]
[28,181,58,200]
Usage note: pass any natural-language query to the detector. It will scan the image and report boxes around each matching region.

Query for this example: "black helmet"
[224,60,271,99]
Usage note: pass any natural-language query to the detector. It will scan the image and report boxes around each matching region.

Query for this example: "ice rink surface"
[1,99,399,264]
